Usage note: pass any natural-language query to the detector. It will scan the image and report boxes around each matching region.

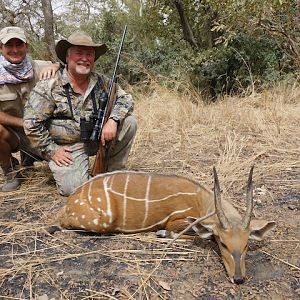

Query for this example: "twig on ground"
[259,250,300,270]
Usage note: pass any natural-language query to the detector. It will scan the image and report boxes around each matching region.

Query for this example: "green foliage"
[1,0,298,99]
[189,33,286,97]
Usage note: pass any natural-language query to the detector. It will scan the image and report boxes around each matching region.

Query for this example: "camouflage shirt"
[23,68,134,159]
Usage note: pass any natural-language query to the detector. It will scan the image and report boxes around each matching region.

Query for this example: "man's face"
[0,38,28,64]
[66,46,95,76]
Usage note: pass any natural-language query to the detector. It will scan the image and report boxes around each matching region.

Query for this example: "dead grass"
[0,80,299,299]
[130,79,299,201]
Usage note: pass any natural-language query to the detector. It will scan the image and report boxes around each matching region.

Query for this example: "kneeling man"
[24,31,137,196]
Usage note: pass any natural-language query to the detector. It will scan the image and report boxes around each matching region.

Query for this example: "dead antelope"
[56,167,275,284]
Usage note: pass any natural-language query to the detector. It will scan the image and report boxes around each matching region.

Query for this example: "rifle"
[90,25,127,176]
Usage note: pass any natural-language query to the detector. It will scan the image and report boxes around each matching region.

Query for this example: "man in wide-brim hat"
[24,31,137,196]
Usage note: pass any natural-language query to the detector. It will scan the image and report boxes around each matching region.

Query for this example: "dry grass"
[130,79,300,207]
[0,80,299,299]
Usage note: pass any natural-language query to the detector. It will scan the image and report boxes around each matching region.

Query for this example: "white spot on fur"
[81,215,85,219]
[97,197,101,202]
[80,224,86,229]
[93,219,99,225]
[103,223,108,228]
[79,202,84,206]
[74,199,79,204]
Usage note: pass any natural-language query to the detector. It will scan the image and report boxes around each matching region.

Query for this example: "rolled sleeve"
[110,85,134,121]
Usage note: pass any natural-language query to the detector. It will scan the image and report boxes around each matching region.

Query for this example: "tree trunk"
[173,0,198,49]
[41,0,56,61]
[203,5,215,49]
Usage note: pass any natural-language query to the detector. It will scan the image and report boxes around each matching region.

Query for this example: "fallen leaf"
[158,280,171,291]
[36,295,49,300]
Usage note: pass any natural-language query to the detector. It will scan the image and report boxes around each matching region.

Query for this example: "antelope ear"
[187,217,215,239]
[249,220,276,241]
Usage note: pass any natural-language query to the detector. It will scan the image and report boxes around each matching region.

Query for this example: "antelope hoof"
[156,230,176,238]
[46,225,62,234]
[156,230,169,238]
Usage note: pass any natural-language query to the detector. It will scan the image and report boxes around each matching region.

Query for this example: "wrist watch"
[109,116,120,125]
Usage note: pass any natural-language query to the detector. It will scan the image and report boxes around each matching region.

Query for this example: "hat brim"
[55,39,107,64]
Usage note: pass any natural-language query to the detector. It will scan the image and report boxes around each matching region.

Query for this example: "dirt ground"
[0,86,299,299]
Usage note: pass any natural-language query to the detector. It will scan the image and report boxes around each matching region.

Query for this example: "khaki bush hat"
[55,31,107,63]
[0,26,27,44]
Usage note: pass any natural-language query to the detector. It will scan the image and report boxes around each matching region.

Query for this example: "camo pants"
[49,115,137,196]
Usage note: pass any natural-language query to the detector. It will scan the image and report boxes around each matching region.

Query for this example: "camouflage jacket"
[23,68,134,159]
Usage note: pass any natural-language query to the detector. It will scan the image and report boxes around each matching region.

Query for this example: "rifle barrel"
[90,25,128,142]
[107,25,127,100]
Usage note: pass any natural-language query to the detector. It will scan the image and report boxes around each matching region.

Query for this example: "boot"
[1,157,21,192]
[20,151,38,167]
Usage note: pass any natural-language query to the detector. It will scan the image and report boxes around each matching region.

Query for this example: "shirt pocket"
[0,92,17,102]
[53,94,74,119]
[0,92,22,116]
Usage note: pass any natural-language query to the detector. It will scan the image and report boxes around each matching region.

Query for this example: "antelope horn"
[242,165,254,229]
[213,167,230,229]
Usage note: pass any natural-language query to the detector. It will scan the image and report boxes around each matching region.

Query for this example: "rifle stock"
[91,143,106,175]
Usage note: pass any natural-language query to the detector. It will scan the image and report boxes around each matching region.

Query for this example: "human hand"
[101,118,118,146]
[51,146,73,167]
[39,63,60,80]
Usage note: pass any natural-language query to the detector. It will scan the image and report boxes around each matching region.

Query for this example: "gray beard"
[75,65,91,75]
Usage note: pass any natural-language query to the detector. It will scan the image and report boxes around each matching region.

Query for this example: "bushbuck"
[55,166,275,284]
